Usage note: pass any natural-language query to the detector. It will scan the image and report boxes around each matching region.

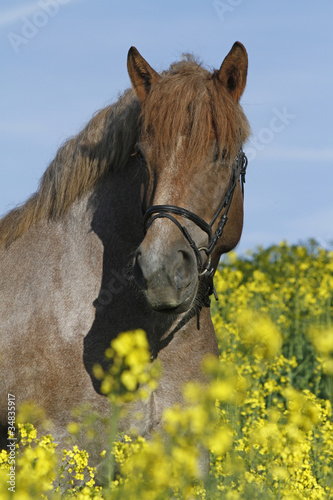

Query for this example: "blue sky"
[1,0,332,253]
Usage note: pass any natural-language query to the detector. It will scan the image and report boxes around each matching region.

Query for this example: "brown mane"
[0,55,249,247]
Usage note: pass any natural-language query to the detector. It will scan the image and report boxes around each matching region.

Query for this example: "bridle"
[142,148,248,359]
[143,149,248,293]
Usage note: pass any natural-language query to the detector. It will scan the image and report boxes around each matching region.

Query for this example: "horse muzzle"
[133,239,198,313]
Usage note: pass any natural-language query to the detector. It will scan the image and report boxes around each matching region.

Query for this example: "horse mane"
[0,89,140,247]
[0,54,249,248]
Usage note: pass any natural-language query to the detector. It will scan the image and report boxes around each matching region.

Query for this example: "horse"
[0,43,250,472]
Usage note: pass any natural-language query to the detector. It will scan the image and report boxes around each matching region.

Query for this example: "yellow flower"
[237,309,282,359]
[67,422,80,435]
[208,426,233,455]
[95,329,160,404]
[308,326,333,374]
[121,370,138,391]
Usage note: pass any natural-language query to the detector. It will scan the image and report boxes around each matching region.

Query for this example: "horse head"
[128,44,250,313]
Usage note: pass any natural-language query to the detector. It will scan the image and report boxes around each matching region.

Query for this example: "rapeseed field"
[1,241,332,499]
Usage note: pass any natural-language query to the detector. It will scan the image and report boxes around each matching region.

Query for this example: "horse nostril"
[173,250,193,290]
[133,251,147,290]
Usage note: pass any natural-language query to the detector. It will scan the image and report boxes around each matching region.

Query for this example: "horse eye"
[132,146,145,162]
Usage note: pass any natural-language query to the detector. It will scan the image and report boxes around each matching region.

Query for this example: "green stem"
[104,401,120,498]
[327,375,333,408]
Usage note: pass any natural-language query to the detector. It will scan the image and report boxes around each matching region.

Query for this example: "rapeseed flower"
[237,309,282,359]
[93,329,160,404]
[308,326,333,374]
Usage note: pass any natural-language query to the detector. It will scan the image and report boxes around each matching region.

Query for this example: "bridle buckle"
[197,247,212,277]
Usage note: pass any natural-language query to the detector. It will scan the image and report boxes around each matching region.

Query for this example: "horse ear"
[217,42,248,102]
[127,47,161,102]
